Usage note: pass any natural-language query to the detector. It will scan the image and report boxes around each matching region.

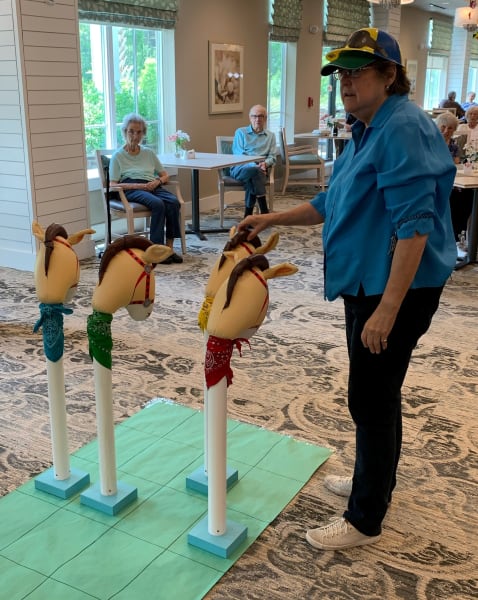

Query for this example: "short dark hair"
[372,59,411,96]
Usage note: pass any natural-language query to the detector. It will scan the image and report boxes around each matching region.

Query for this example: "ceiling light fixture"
[369,0,414,8]
[455,1,478,31]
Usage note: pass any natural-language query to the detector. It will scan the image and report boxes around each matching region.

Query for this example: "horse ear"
[255,231,279,255]
[222,250,241,263]
[67,228,96,245]
[145,244,173,264]
[262,262,298,280]
[32,221,45,241]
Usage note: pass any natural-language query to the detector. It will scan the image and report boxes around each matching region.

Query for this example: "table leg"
[186,169,207,240]
[185,168,233,240]
[455,188,478,270]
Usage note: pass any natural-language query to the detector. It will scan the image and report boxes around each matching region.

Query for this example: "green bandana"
[87,310,113,370]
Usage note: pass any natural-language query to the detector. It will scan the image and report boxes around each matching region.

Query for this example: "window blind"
[429,19,453,54]
[269,0,303,42]
[324,0,371,45]
[78,0,178,30]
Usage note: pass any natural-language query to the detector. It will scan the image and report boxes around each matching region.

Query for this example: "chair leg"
[179,211,187,255]
[281,166,289,195]
[218,183,225,227]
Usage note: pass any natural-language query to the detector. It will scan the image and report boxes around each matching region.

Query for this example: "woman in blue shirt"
[238,29,456,551]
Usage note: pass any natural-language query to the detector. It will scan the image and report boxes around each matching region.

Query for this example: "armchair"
[215,136,275,226]
[96,149,186,253]
[278,128,325,195]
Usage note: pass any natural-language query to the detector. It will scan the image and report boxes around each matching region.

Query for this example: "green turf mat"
[0,399,331,599]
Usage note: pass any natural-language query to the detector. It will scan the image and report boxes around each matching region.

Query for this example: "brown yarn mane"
[98,235,153,284]
[223,254,269,309]
[218,228,261,270]
[43,223,68,276]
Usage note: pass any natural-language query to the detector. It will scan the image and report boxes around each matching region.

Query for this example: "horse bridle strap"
[125,248,154,307]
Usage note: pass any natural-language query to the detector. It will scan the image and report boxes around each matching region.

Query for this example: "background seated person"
[438,112,473,246]
[230,104,276,218]
[439,91,465,120]
[110,113,183,264]
[462,90,478,112]
[456,105,478,143]
[435,112,461,165]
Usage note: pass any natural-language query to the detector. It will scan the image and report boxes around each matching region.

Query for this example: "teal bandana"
[33,303,73,363]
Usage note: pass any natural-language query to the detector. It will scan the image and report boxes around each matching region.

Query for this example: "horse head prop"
[204,254,298,389]
[198,226,280,331]
[91,235,172,321]
[32,221,95,304]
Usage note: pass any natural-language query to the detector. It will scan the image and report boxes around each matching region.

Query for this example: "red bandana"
[205,335,250,389]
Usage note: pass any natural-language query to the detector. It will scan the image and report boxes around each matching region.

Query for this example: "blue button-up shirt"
[311,94,457,301]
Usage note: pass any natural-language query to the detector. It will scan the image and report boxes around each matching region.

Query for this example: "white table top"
[454,166,478,188]
[295,131,352,140]
[158,152,263,170]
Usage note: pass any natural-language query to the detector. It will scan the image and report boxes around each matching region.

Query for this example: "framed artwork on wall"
[406,59,417,101]
[209,42,244,114]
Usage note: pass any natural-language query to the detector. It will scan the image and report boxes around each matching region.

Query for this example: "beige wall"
[173,0,269,200]
[172,0,325,200]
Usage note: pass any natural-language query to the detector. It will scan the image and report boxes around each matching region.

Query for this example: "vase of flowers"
[168,130,190,158]
[463,139,478,171]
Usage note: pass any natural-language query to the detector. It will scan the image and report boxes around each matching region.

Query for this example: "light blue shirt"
[232,125,277,168]
[109,146,164,182]
[311,94,457,301]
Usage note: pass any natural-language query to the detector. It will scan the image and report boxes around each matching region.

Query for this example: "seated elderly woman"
[436,112,473,246]
[435,112,461,165]
[456,105,478,143]
[110,113,183,264]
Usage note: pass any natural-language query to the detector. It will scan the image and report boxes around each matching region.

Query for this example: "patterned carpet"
[0,193,477,600]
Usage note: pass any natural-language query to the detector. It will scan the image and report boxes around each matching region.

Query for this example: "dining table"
[452,168,478,269]
[158,152,262,240]
[294,130,352,161]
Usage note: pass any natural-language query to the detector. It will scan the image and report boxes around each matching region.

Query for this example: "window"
[468,59,478,97]
[320,46,345,122]
[79,23,175,168]
[424,54,448,110]
[267,41,286,136]
[267,40,297,142]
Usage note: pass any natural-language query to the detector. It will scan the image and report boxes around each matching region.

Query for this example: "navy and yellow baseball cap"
[321,28,403,76]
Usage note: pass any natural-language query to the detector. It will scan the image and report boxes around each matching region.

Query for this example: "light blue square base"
[34,467,90,499]
[80,480,138,515]
[185,465,238,495]
[188,516,248,558]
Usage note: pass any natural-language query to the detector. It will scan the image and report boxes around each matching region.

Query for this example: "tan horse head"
[206,254,298,341]
[92,235,172,320]
[32,221,95,304]
[198,226,280,331]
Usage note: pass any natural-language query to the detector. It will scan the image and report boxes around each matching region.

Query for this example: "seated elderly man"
[439,91,465,120]
[230,104,276,218]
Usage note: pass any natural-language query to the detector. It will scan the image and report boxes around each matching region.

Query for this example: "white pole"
[203,331,209,476]
[207,376,227,536]
[93,358,118,496]
[46,357,70,480]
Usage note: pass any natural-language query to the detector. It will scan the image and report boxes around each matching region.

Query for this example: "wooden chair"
[432,108,457,117]
[215,136,275,226]
[96,149,186,253]
[278,128,326,195]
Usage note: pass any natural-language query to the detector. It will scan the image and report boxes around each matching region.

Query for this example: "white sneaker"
[324,475,353,497]
[306,517,381,550]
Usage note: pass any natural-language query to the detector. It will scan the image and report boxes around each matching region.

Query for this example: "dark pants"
[342,286,443,536]
[229,164,267,209]
[122,178,181,245]
[449,187,473,240]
